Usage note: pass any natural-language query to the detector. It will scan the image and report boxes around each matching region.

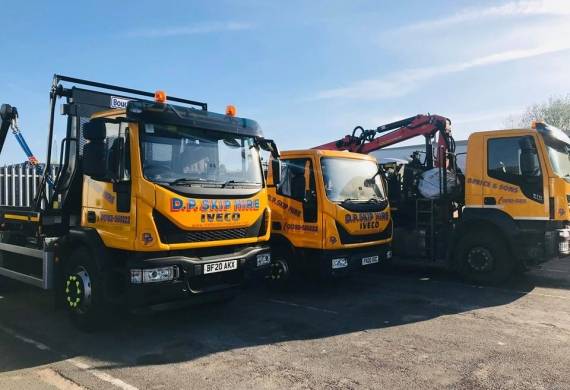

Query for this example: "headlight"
[386,250,393,259]
[143,267,175,283]
[332,258,348,269]
[257,253,271,267]
[130,267,177,284]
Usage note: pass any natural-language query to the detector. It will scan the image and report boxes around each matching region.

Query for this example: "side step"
[0,241,55,290]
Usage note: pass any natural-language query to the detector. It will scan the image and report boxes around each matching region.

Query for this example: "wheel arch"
[269,232,298,258]
[450,208,519,269]
[58,228,109,272]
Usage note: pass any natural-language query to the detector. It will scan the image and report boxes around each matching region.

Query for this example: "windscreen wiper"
[341,197,364,203]
[222,180,262,188]
[169,178,222,187]
[368,197,389,206]
[341,197,385,203]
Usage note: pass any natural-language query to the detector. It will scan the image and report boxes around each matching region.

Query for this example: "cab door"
[483,134,549,220]
[82,121,135,249]
[271,157,322,249]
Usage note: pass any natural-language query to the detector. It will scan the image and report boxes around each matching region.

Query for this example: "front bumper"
[126,245,271,308]
[519,226,570,267]
[310,243,392,277]
[549,227,570,258]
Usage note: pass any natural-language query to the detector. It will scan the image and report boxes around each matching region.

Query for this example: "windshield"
[321,157,386,202]
[140,123,262,186]
[542,135,570,179]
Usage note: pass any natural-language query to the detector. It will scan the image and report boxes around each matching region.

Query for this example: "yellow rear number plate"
[204,260,238,274]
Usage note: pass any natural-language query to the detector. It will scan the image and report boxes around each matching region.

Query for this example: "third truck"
[316,114,570,283]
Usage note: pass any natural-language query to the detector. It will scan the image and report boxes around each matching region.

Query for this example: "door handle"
[484,197,496,205]
[87,211,96,223]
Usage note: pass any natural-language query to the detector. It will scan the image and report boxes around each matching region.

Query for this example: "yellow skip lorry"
[0,76,279,327]
[266,149,392,280]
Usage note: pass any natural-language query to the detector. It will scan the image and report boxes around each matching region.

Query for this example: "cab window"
[487,135,543,203]
[277,158,315,202]
[105,122,130,181]
[487,136,541,183]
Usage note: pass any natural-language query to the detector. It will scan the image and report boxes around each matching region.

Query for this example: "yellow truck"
[449,122,570,281]
[266,149,392,280]
[318,114,570,283]
[0,75,279,328]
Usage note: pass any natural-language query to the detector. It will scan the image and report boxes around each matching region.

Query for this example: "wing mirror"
[519,136,540,177]
[271,158,282,186]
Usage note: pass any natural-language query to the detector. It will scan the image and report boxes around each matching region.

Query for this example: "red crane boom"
[313,114,453,166]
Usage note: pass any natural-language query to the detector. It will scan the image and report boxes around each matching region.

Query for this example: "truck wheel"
[454,232,514,285]
[62,247,105,331]
[266,256,291,290]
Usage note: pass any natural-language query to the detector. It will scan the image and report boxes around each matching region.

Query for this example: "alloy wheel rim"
[467,246,494,272]
[65,266,92,313]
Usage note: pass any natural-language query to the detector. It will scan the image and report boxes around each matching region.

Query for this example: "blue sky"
[1,0,570,164]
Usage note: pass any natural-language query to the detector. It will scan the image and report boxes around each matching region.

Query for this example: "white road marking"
[267,299,339,315]
[0,325,139,390]
[515,290,570,300]
[0,325,51,351]
[68,359,139,390]
[542,268,569,274]
[37,368,85,390]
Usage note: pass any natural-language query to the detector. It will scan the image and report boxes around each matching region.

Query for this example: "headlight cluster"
[130,266,178,284]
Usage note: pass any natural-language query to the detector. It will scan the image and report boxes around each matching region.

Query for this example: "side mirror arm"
[257,138,280,159]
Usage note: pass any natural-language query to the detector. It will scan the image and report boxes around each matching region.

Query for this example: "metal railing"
[0,164,58,208]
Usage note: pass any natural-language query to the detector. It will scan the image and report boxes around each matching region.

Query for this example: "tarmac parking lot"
[1,259,569,390]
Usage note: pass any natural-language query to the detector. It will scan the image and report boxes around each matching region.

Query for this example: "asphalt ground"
[1,258,569,390]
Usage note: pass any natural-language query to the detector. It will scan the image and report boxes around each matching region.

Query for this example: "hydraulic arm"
[313,114,454,168]
[0,104,53,186]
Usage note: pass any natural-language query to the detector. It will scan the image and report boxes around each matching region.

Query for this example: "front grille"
[174,228,249,242]
[153,211,266,244]
[335,220,392,245]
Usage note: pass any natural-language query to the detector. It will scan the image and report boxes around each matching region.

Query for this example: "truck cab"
[458,121,570,277]
[81,100,274,306]
[267,149,392,279]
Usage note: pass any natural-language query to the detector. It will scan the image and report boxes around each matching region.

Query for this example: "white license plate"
[204,260,238,274]
[362,256,379,266]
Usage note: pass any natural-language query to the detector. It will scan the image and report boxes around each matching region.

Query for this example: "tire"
[454,232,514,285]
[62,247,106,331]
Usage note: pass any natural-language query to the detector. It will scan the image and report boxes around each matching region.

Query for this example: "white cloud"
[403,0,570,31]
[127,22,253,38]
[314,42,570,100]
